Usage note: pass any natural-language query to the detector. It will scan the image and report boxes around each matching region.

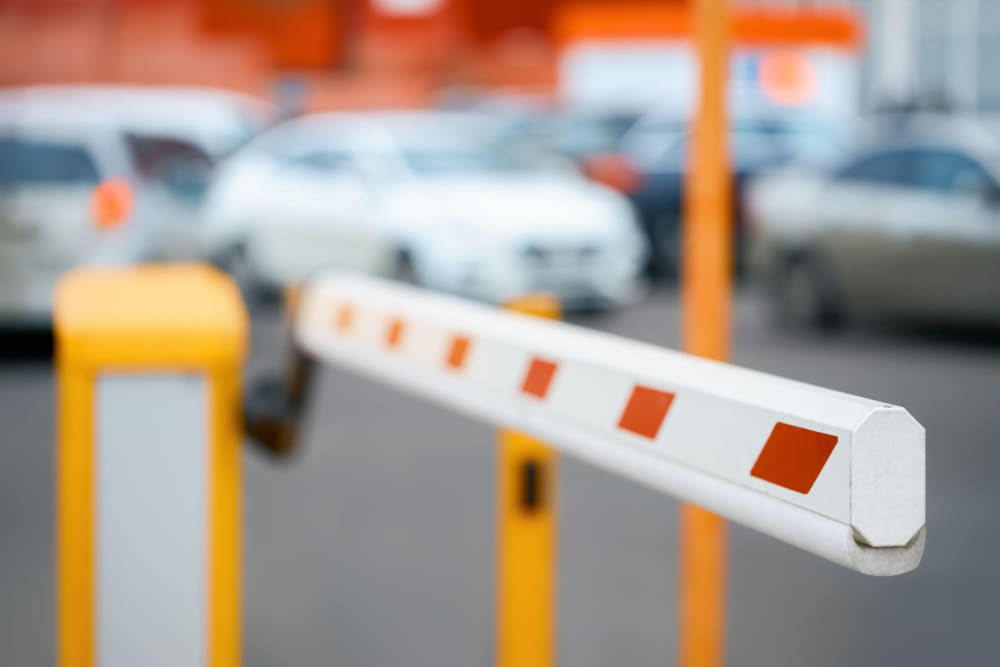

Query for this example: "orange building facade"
[0,0,860,109]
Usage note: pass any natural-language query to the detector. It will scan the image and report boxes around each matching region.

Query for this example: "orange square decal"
[521,358,558,398]
[446,335,471,370]
[385,317,406,349]
[335,304,354,333]
[618,385,675,439]
[750,422,838,494]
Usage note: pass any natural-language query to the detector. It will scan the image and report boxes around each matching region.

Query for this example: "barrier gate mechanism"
[56,266,925,667]
[291,273,925,575]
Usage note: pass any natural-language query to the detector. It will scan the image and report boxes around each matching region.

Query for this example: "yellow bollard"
[680,0,732,665]
[497,294,561,667]
[55,265,247,667]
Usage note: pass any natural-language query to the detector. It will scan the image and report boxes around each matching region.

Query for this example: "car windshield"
[543,113,637,158]
[0,137,100,187]
[679,122,841,167]
[387,118,542,175]
[740,122,844,165]
[402,145,516,174]
[630,118,845,169]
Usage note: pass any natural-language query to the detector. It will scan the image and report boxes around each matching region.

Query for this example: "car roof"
[0,84,271,155]
[858,114,1000,159]
[296,109,504,130]
[264,110,512,151]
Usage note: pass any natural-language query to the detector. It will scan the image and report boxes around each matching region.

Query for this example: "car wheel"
[774,254,844,331]
[650,212,682,279]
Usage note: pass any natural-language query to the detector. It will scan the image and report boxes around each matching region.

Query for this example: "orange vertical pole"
[497,294,561,667]
[679,0,731,666]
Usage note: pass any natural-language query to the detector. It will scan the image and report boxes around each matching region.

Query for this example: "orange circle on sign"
[759,51,817,106]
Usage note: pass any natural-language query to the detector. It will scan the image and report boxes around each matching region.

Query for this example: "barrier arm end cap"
[851,407,925,549]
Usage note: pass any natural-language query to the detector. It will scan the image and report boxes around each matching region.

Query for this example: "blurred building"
[740,0,998,114]
[0,0,992,116]
[853,0,995,113]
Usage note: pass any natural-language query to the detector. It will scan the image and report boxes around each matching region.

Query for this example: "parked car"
[0,85,267,324]
[1,85,270,258]
[201,111,649,309]
[610,112,849,277]
[747,125,1000,329]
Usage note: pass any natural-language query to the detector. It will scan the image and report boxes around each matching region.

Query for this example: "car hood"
[388,174,632,239]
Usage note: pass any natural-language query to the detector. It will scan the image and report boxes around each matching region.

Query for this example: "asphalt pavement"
[1,287,998,666]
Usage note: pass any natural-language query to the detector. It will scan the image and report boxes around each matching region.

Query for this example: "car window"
[623,124,685,166]
[126,134,213,178]
[125,133,214,200]
[835,149,916,187]
[549,117,620,158]
[652,130,786,168]
[912,149,997,196]
[402,147,509,174]
[645,122,843,170]
[0,137,100,187]
[393,133,533,175]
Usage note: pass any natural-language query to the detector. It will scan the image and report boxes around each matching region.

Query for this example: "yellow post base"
[496,431,557,667]
[497,293,561,667]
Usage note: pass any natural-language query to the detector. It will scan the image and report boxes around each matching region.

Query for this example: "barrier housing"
[56,265,247,667]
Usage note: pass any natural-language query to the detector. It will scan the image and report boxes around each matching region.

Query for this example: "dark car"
[616,114,848,278]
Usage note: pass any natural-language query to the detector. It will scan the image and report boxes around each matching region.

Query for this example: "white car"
[202,111,649,308]
[0,85,268,324]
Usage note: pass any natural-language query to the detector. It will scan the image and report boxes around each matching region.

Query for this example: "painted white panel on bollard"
[97,374,207,667]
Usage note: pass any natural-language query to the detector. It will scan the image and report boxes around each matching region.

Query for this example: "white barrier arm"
[295,273,925,576]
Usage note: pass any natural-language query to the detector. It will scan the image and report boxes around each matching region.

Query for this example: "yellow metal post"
[680,0,731,665]
[497,294,561,667]
[56,265,247,667]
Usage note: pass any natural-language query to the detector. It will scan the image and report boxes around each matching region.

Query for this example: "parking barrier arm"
[289,273,925,576]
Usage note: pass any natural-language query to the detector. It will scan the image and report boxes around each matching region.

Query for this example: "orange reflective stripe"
[384,317,406,349]
[445,335,471,370]
[335,304,355,333]
[750,422,839,494]
[618,385,675,439]
[521,358,557,399]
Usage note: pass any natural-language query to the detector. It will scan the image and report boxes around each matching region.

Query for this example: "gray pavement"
[1,288,998,666]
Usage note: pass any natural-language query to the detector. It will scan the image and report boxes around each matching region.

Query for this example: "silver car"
[748,125,1000,329]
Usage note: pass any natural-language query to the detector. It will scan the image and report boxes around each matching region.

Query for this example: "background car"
[202,111,649,309]
[747,121,1000,330]
[607,111,851,278]
[0,85,270,324]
